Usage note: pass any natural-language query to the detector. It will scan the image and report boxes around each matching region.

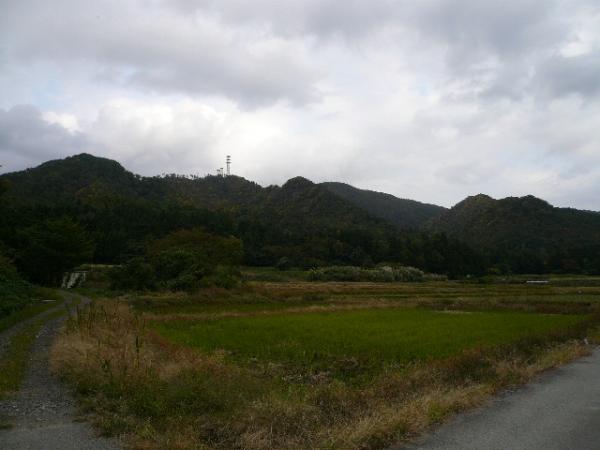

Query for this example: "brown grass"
[51,298,596,450]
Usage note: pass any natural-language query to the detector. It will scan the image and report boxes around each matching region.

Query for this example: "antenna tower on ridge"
[226,155,231,176]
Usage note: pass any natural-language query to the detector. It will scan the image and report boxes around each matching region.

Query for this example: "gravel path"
[0,296,122,450]
[400,348,600,450]
[0,301,65,359]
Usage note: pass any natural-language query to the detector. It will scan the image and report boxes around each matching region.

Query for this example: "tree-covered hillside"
[429,194,600,273]
[5,153,599,280]
[0,154,484,281]
[321,182,446,229]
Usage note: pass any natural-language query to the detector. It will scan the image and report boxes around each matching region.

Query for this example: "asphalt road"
[402,349,600,450]
[0,296,121,450]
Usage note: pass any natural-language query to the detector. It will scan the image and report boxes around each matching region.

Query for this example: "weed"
[51,282,600,450]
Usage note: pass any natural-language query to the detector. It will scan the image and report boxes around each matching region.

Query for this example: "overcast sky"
[1,0,599,209]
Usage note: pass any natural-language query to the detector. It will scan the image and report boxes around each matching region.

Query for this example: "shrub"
[308,265,425,282]
[0,253,32,317]
[202,265,242,289]
[275,257,293,271]
[109,257,156,291]
[109,229,243,291]
[393,266,426,282]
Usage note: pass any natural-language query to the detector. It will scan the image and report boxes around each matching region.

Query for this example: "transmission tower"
[226,155,231,176]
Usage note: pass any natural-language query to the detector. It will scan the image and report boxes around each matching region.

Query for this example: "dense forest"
[0,153,598,290]
[0,154,483,283]
[321,181,446,229]
[429,194,600,274]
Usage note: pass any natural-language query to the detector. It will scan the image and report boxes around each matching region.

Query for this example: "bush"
[275,257,293,271]
[202,265,242,289]
[393,266,426,282]
[109,229,243,292]
[307,265,425,282]
[0,253,32,317]
[109,257,156,291]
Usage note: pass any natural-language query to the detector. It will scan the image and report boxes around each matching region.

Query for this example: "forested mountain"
[0,154,483,278]
[1,153,263,208]
[321,182,446,229]
[2,153,598,279]
[429,194,600,273]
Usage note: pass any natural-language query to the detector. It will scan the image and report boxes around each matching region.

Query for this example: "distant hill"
[429,194,600,273]
[321,182,446,229]
[0,154,394,267]
[1,154,383,229]
[1,153,140,204]
[0,153,264,208]
[3,153,598,275]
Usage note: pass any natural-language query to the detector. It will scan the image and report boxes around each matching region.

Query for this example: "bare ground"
[0,296,122,450]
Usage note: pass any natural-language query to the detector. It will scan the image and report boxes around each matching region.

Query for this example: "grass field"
[53,279,600,450]
[156,309,583,373]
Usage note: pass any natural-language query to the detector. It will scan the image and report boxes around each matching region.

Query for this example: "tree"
[16,218,94,285]
[111,228,244,291]
[0,252,32,317]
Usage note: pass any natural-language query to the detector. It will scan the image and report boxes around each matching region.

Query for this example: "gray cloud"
[412,0,565,60]
[534,52,600,99]
[168,0,399,40]
[3,0,320,107]
[1,0,600,210]
[0,105,86,171]
[3,0,596,106]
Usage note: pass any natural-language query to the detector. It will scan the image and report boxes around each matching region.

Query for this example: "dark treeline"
[1,153,598,288]
[429,194,600,275]
[0,193,484,284]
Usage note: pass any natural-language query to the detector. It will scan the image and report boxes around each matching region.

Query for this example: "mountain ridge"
[2,153,599,274]
[320,181,446,229]
[429,193,600,272]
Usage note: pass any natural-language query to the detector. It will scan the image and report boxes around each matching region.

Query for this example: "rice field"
[155,308,584,373]
[52,278,600,449]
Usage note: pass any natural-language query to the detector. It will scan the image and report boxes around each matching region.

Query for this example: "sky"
[1,0,599,210]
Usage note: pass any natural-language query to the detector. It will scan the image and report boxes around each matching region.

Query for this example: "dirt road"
[0,297,121,450]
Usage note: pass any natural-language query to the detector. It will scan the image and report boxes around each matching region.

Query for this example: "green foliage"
[308,265,425,282]
[0,154,486,278]
[109,257,156,291]
[0,253,32,317]
[275,256,293,271]
[155,309,584,374]
[14,217,94,285]
[0,179,9,197]
[321,181,446,229]
[147,228,243,266]
[201,265,242,289]
[5,153,598,279]
[110,229,243,291]
[430,194,600,274]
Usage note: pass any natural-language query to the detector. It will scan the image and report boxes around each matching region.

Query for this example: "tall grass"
[52,299,598,450]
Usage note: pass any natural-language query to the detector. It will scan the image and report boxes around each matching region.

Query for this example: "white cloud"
[42,112,80,133]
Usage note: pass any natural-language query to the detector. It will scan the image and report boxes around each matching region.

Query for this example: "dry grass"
[51,298,596,450]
